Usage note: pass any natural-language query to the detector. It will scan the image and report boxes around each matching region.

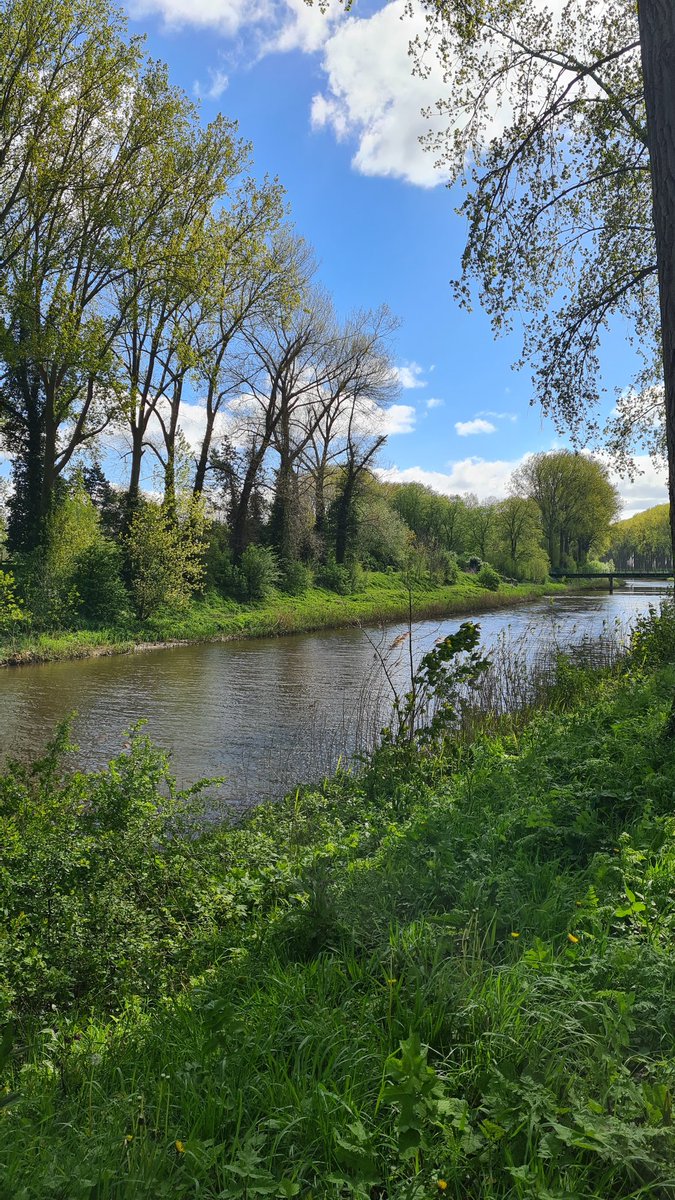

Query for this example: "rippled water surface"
[0,582,670,813]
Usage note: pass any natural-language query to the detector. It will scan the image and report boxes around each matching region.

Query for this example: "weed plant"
[3,607,675,1196]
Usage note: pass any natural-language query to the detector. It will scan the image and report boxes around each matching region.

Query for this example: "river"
[0,582,670,814]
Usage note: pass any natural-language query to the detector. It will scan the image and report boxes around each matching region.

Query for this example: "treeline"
[0,447,622,636]
[609,503,673,572]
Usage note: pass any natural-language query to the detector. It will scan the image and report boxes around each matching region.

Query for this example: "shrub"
[238,544,280,601]
[459,553,483,573]
[279,558,312,595]
[0,569,23,636]
[125,502,205,619]
[318,558,365,595]
[71,541,128,623]
[477,563,500,590]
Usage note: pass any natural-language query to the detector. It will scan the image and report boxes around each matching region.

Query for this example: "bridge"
[550,570,674,594]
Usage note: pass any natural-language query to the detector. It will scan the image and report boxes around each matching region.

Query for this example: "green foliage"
[610,503,672,572]
[71,541,128,623]
[318,556,365,594]
[383,620,490,748]
[0,569,23,635]
[238,544,280,601]
[477,562,500,590]
[279,557,312,596]
[0,723,219,1018]
[125,501,205,619]
[630,599,675,664]
[5,649,675,1194]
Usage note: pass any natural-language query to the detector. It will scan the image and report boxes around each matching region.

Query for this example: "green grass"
[0,571,568,667]
[3,618,675,1197]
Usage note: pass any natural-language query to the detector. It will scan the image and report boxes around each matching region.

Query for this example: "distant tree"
[493,496,545,579]
[512,451,620,569]
[610,503,672,571]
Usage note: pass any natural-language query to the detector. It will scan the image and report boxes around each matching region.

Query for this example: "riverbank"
[0,569,570,667]
[3,605,675,1197]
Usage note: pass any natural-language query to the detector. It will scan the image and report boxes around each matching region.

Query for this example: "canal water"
[0,582,670,813]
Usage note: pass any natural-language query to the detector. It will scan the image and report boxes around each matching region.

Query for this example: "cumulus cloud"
[426,396,444,410]
[264,0,344,53]
[351,401,416,437]
[309,1,452,187]
[128,0,271,35]
[606,455,668,518]
[380,451,669,516]
[455,418,497,436]
[378,457,521,502]
[393,361,427,389]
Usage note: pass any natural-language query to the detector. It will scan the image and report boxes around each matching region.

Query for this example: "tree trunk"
[335,474,356,564]
[638,0,675,567]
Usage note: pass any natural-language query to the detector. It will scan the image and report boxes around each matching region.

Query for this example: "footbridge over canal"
[550,571,674,594]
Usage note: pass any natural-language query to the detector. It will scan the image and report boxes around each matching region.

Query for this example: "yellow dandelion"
[437,1181,448,1192]
[124,1134,134,1144]
[567,933,579,944]
[175,1140,185,1154]
[510,931,520,939]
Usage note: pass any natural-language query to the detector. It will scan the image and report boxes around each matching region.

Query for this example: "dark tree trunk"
[638,0,675,566]
[335,473,356,564]
[193,409,215,497]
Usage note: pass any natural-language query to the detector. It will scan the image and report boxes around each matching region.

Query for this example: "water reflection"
[0,585,669,813]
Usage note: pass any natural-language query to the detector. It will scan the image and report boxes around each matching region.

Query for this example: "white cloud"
[380,451,669,516]
[378,457,520,502]
[264,0,344,53]
[129,0,272,35]
[478,410,517,422]
[426,396,444,410]
[310,1,451,188]
[194,66,229,100]
[607,455,668,519]
[455,418,497,436]
[393,360,427,389]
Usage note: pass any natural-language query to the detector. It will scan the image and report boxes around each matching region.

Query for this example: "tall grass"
[3,610,675,1196]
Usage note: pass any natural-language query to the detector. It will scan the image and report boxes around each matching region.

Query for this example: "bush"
[459,553,483,573]
[125,501,205,619]
[238,544,280,601]
[318,558,365,595]
[279,558,312,595]
[203,521,233,595]
[477,563,501,590]
[0,569,23,636]
[0,726,214,1017]
[71,541,129,623]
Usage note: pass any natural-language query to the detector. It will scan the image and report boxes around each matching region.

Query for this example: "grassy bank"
[0,570,568,667]
[3,607,675,1197]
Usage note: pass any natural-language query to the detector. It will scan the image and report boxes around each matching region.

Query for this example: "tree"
[403,0,675,554]
[512,450,620,568]
[494,496,545,578]
[0,0,213,549]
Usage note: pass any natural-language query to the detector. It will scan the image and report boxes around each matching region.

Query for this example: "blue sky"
[26,0,675,514]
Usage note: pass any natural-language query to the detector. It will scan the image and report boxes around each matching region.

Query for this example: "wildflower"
[386,977,397,985]
[175,1140,185,1154]
[437,1181,448,1192]
[510,931,520,939]
[124,1134,133,1144]
[567,933,579,944]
